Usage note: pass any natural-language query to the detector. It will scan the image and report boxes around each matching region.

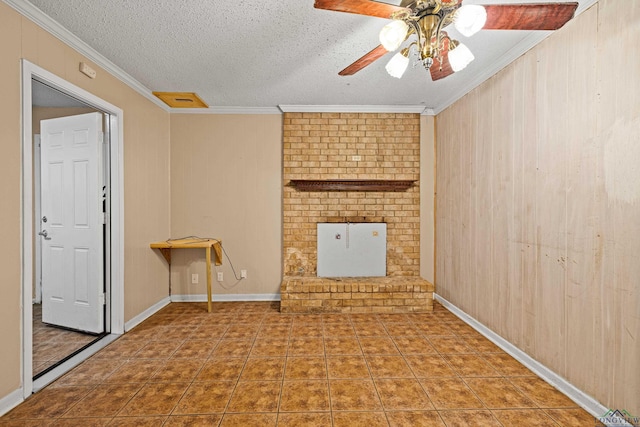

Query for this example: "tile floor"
[32,304,100,376]
[2,301,603,426]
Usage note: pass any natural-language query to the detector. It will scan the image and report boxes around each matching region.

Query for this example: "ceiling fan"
[314,0,578,80]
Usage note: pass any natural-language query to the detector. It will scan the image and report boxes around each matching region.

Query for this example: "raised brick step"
[280,276,434,314]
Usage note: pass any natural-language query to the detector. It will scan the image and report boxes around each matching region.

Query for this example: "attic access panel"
[153,92,208,108]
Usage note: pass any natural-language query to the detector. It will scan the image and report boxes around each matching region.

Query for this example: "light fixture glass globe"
[454,5,487,37]
[385,51,410,78]
[448,42,474,72]
[379,20,409,51]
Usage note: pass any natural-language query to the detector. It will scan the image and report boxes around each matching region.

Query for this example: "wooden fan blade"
[339,44,388,76]
[430,38,455,81]
[314,0,407,19]
[430,57,454,81]
[482,3,579,31]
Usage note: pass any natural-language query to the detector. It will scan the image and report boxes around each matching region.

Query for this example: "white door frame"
[34,135,42,305]
[21,60,125,397]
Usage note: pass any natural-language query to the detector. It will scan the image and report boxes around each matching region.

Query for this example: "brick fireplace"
[279,112,433,313]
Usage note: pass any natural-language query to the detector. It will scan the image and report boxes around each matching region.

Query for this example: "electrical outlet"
[241,270,247,279]
[191,273,199,284]
[351,155,362,161]
[217,272,224,281]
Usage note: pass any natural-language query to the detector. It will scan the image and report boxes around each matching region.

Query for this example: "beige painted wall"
[436,1,639,414]
[0,2,170,400]
[420,115,435,283]
[169,114,283,296]
[0,1,24,401]
[168,113,436,298]
[0,0,437,408]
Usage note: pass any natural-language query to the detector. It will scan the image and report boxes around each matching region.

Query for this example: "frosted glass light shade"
[385,52,409,78]
[379,20,409,51]
[448,43,474,72]
[454,5,487,37]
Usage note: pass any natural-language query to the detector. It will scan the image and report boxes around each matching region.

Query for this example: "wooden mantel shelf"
[289,179,415,192]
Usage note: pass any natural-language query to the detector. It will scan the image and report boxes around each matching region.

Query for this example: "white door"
[40,113,104,334]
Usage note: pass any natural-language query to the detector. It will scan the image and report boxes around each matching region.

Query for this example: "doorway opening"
[21,60,124,396]
[33,93,107,378]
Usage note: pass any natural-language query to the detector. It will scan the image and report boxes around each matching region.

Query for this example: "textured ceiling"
[21,0,595,113]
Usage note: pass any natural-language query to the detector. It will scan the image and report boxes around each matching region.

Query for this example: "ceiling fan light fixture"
[454,5,487,37]
[448,42,474,72]
[316,0,580,81]
[385,49,410,78]
[379,20,409,51]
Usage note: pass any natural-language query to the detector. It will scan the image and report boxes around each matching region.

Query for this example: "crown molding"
[432,0,599,115]
[5,0,598,117]
[279,105,429,114]
[3,0,170,112]
[4,0,430,117]
[170,106,282,115]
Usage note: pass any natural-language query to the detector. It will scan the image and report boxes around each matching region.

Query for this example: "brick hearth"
[280,112,433,313]
[280,277,434,314]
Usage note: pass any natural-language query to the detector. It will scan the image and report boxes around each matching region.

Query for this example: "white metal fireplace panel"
[317,223,386,277]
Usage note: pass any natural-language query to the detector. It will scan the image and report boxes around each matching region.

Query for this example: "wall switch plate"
[217,272,224,281]
[240,270,247,278]
[191,273,199,284]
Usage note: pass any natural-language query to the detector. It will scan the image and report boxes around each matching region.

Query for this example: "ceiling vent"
[153,92,208,108]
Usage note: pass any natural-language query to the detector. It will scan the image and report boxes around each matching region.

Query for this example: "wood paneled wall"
[436,1,639,414]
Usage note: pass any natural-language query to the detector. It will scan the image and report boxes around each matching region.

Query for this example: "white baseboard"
[0,388,24,417]
[171,294,281,302]
[124,296,170,332]
[124,295,280,331]
[434,294,610,421]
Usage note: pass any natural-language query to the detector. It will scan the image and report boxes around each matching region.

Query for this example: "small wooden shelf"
[288,179,415,192]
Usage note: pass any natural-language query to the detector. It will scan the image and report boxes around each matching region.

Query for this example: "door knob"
[38,230,51,240]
